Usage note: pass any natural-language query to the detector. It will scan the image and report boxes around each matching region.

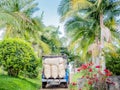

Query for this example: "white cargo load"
[43,56,66,78]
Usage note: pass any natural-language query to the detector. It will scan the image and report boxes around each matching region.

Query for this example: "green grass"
[72,72,83,82]
[0,75,41,90]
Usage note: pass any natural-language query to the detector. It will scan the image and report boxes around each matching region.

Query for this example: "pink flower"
[95,65,100,68]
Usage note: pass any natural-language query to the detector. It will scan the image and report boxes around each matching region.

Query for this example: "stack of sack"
[43,57,66,79]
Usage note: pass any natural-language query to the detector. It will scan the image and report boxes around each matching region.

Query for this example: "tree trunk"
[100,13,106,73]
[100,13,104,29]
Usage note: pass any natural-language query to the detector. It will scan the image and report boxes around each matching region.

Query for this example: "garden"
[0,0,120,90]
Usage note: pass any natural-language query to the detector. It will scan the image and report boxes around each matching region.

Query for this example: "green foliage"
[58,0,120,61]
[0,38,38,77]
[0,75,41,90]
[105,49,120,75]
[41,26,62,54]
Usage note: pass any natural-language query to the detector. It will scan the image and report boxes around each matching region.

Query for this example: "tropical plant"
[41,26,62,54]
[0,38,38,77]
[105,48,120,75]
[58,0,120,61]
[0,0,39,38]
[0,0,52,55]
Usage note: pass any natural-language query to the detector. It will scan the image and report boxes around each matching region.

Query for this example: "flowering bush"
[70,82,77,90]
[73,62,115,90]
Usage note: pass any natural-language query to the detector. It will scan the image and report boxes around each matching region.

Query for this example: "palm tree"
[41,26,62,54]
[58,0,120,61]
[0,0,52,56]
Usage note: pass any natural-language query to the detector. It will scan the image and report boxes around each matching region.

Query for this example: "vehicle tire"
[42,82,47,88]
[60,82,68,88]
[65,82,68,88]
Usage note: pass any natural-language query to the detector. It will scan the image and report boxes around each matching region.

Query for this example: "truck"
[42,55,69,88]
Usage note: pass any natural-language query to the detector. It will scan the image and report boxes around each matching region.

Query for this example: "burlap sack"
[44,58,59,65]
[59,63,65,78]
[51,65,58,78]
[59,69,65,78]
[59,63,65,70]
[58,57,64,63]
[44,64,51,78]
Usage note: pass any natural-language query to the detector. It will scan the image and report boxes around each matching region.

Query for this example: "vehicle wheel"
[42,82,47,88]
[60,82,68,88]
[65,82,68,88]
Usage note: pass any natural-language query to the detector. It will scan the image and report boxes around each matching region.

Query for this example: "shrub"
[0,38,38,77]
[105,50,120,75]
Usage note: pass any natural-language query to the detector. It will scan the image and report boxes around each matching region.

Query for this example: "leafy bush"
[0,38,38,77]
[105,49,120,75]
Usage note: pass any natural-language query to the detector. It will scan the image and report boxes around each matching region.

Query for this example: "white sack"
[59,69,65,78]
[44,58,59,65]
[59,63,65,78]
[44,64,51,78]
[51,65,58,78]
[58,58,64,63]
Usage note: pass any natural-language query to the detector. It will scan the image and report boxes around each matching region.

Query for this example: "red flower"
[81,76,84,78]
[71,82,77,86]
[104,69,112,76]
[106,72,112,76]
[89,68,92,72]
[88,80,93,85]
[81,64,88,69]
[95,65,100,68]
[77,68,81,72]
[104,69,109,73]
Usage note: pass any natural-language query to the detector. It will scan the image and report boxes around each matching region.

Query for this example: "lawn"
[0,75,41,90]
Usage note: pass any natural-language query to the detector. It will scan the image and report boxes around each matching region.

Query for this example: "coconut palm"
[41,26,62,54]
[0,0,52,56]
[58,0,120,60]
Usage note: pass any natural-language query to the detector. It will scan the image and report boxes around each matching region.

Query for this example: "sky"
[38,0,61,26]
[34,0,65,36]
